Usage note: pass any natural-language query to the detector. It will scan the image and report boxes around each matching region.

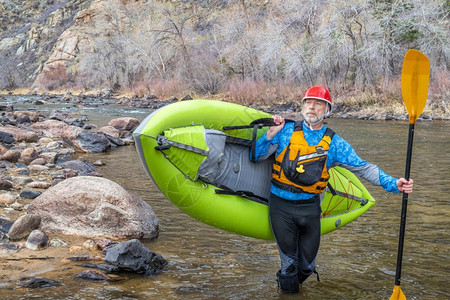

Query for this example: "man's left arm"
[327,134,401,193]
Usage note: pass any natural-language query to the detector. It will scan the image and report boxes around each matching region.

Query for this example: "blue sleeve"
[251,131,279,162]
[328,134,400,193]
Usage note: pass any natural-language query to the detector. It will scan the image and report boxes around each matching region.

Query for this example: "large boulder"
[27,176,158,239]
[0,126,39,142]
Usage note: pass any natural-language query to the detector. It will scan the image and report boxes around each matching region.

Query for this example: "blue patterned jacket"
[253,122,400,200]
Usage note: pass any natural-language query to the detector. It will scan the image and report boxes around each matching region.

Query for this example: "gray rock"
[20,190,42,199]
[0,179,13,190]
[103,239,167,275]
[8,214,41,241]
[71,131,111,153]
[76,270,114,281]
[25,229,48,250]
[0,131,15,144]
[0,243,19,254]
[18,276,61,288]
[61,159,95,175]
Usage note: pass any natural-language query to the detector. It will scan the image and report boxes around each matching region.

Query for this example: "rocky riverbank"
[0,93,170,288]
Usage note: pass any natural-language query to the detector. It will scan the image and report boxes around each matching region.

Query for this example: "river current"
[1,96,449,299]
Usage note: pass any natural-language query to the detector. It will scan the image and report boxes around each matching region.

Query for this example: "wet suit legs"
[269,194,321,293]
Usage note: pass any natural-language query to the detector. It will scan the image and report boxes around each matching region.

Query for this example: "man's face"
[302,99,327,124]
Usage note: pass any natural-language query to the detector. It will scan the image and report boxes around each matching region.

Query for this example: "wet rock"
[103,239,167,275]
[104,134,125,146]
[8,214,41,241]
[20,190,42,199]
[18,276,62,288]
[108,117,140,132]
[97,125,121,138]
[25,229,49,250]
[0,179,13,190]
[27,176,159,239]
[2,149,21,163]
[0,243,20,254]
[80,263,120,273]
[0,131,15,144]
[70,131,111,153]
[93,160,106,167]
[96,239,117,250]
[76,270,117,281]
[0,192,15,205]
[61,159,95,175]
[49,237,69,248]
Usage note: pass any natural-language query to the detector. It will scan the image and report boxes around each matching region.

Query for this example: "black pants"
[269,193,321,282]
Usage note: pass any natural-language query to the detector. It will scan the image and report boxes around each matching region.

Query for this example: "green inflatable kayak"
[134,100,375,240]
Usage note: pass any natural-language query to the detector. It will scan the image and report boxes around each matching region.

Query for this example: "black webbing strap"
[325,183,368,206]
[155,135,209,156]
[215,188,269,205]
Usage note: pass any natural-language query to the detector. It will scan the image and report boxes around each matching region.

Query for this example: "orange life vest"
[272,122,335,194]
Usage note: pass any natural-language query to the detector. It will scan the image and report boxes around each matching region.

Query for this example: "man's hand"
[266,115,285,140]
[397,178,414,193]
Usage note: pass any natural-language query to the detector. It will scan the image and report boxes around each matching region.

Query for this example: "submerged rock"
[103,239,167,275]
[27,176,159,239]
[76,269,119,281]
[18,276,62,288]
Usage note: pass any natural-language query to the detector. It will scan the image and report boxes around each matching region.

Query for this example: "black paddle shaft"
[394,123,415,286]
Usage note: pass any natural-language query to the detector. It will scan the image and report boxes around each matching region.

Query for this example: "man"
[252,86,413,293]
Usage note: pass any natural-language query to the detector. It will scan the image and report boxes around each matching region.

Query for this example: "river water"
[1,97,449,299]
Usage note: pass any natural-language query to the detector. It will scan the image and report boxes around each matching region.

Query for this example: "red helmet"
[302,86,332,109]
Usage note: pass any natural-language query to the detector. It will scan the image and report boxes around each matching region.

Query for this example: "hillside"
[0,0,448,117]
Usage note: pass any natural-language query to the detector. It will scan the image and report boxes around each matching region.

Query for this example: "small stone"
[83,239,98,251]
[0,193,15,205]
[0,179,13,191]
[26,181,51,189]
[20,190,42,199]
[25,229,49,250]
[8,214,41,240]
[49,237,69,248]
[93,160,106,167]
[96,238,117,250]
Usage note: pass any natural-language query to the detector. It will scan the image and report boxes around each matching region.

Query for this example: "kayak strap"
[325,183,369,206]
[155,135,209,156]
[215,187,269,205]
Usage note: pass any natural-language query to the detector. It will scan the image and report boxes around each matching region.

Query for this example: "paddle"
[390,49,430,300]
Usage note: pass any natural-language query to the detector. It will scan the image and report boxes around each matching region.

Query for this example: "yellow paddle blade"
[401,49,430,124]
[390,285,407,300]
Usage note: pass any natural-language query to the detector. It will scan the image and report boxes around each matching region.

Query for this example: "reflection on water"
[1,97,449,299]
